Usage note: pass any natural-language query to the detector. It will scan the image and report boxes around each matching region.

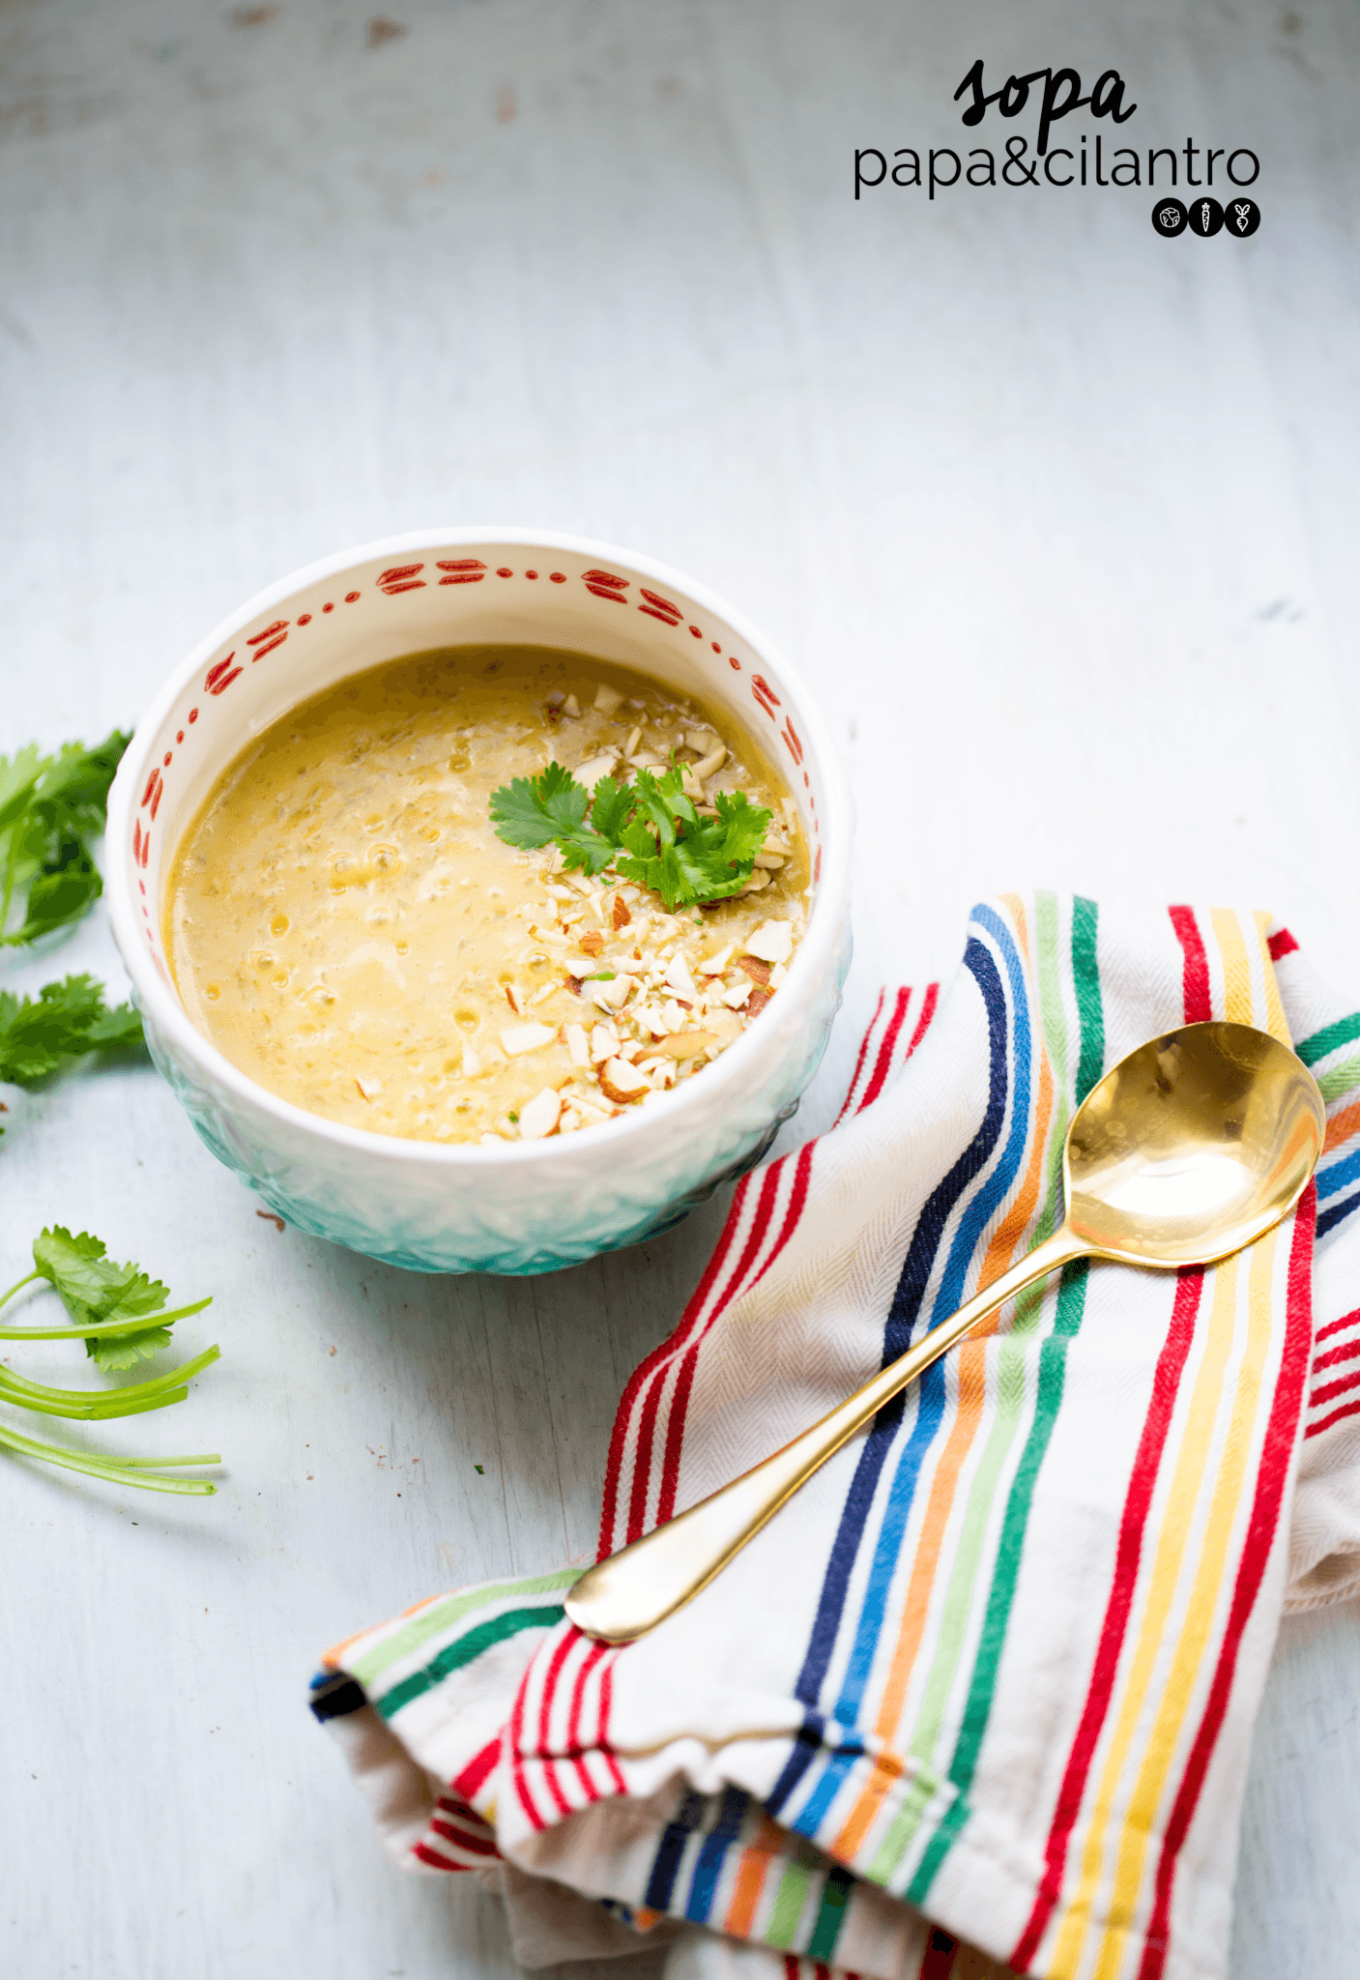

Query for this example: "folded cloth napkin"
[312,896,1360,1980]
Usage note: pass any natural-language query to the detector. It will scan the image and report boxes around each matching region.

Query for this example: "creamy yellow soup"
[165,646,810,1144]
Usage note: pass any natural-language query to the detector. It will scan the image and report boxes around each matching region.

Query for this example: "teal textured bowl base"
[243,1110,791,1276]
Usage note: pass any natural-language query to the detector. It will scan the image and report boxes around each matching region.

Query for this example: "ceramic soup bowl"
[106,529,852,1274]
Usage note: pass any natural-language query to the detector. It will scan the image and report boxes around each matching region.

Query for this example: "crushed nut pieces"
[479,686,809,1141]
[494,850,806,1138]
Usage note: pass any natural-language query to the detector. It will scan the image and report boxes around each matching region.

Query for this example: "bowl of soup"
[106,529,852,1273]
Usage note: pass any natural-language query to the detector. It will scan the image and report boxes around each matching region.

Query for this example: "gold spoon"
[566,1020,1324,1645]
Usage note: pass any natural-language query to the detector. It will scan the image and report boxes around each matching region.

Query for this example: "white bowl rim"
[107,525,854,1168]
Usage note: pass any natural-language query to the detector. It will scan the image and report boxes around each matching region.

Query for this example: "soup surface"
[166,645,810,1143]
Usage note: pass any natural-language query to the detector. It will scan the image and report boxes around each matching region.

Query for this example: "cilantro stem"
[0,1421,218,1494]
[0,1343,220,1419]
[115,1453,221,1468]
[0,1294,213,1340]
[0,1270,41,1311]
[0,1371,186,1420]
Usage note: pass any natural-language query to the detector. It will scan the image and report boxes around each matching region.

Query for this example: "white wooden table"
[3,3,1359,1974]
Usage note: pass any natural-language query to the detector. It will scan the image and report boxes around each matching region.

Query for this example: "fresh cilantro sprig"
[0,734,146,1140]
[0,1227,219,1494]
[28,1225,213,1371]
[0,732,130,947]
[490,762,771,912]
[0,741,220,1496]
[0,975,143,1092]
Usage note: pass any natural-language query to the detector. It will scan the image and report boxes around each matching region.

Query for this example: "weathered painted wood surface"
[2,2,1358,1974]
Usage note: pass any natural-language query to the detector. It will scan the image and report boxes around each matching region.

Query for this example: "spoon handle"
[566,1228,1086,1644]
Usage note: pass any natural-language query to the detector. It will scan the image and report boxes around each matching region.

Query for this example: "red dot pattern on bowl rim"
[131,563,819,954]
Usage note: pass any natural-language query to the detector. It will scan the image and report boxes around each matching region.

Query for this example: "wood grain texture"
[1,2,1358,1975]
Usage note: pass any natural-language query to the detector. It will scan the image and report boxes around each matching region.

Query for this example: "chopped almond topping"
[747,987,774,1017]
[462,1044,482,1077]
[611,894,631,932]
[587,975,631,1012]
[517,1086,562,1139]
[500,1021,557,1056]
[504,983,525,1014]
[593,683,625,716]
[565,1023,590,1067]
[579,929,605,957]
[590,1022,621,1062]
[573,753,618,788]
[664,953,697,1000]
[706,1012,745,1049]
[599,1057,649,1104]
[562,693,581,718]
[745,919,794,965]
[651,1031,719,1061]
[736,955,771,986]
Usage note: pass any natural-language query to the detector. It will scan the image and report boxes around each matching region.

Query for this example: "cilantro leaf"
[488,760,773,910]
[33,734,131,828]
[85,1000,145,1052]
[32,1225,186,1370]
[0,975,143,1089]
[624,788,773,909]
[0,730,130,947]
[709,788,771,867]
[491,761,620,876]
[584,775,635,843]
[31,1226,118,1308]
[489,762,583,849]
[80,1325,175,1373]
[628,766,689,848]
[18,846,102,944]
[0,745,45,840]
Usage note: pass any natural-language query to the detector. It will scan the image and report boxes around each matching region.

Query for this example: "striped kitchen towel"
[312,896,1360,1980]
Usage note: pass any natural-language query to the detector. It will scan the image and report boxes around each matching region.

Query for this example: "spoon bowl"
[566,1020,1325,1643]
[1066,1021,1325,1266]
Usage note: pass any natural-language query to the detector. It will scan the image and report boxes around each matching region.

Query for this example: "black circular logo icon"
[1225,197,1261,238]
[1187,196,1224,237]
[1153,198,1187,236]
